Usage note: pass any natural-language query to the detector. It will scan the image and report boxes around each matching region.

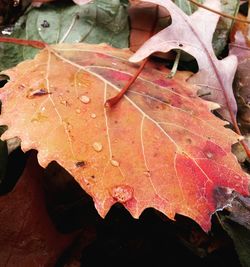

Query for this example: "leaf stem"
[105,5,159,107]
[167,49,181,79]
[105,58,148,108]
[0,37,46,49]
[187,0,250,24]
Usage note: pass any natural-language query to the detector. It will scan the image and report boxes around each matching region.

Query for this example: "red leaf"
[0,43,248,231]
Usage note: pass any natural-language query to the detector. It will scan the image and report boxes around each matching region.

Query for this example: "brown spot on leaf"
[111,185,134,203]
[75,161,86,168]
[27,88,51,99]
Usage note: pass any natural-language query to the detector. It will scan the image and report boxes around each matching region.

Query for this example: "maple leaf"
[0,43,248,231]
[0,153,74,266]
[129,0,238,124]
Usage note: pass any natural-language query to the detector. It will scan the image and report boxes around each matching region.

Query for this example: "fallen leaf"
[232,135,250,163]
[211,0,239,56]
[230,32,250,135]
[129,2,171,52]
[0,152,74,266]
[173,0,199,15]
[219,213,250,267]
[174,0,238,56]
[0,43,248,231]
[225,193,250,230]
[233,57,250,134]
[0,0,129,71]
[0,0,29,26]
[130,0,238,123]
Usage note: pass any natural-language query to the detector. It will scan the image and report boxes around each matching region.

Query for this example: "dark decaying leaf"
[220,214,250,267]
[230,32,250,135]
[0,152,74,266]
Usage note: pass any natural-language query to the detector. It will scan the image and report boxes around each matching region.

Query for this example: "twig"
[187,0,250,24]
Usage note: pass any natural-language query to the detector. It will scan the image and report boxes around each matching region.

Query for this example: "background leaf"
[174,0,238,55]
[220,214,250,267]
[0,0,129,71]
[130,0,238,123]
[0,152,74,266]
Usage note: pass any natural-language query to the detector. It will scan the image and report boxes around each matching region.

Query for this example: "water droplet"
[80,95,90,104]
[92,142,103,152]
[90,113,96,119]
[60,100,68,106]
[110,159,119,167]
[67,123,73,131]
[111,185,133,203]
[18,84,25,90]
[31,112,48,122]
[75,108,81,114]
[206,152,213,159]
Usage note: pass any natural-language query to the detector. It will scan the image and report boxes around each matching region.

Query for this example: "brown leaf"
[230,31,250,135]
[129,2,171,53]
[0,152,74,266]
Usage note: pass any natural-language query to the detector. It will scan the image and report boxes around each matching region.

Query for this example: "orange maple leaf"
[0,43,248,231]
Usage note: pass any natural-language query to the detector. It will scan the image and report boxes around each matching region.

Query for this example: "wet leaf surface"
[0,43,248,231]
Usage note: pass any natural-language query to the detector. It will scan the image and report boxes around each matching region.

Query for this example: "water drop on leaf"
[92,142,103,152]
[110,159,119,167]
[80,95,90,104]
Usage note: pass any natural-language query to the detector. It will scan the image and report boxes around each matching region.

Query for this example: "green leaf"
[173,0,203,15]
[212,0,239,55]
[220,216,250,267]
[0,0,129,71]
